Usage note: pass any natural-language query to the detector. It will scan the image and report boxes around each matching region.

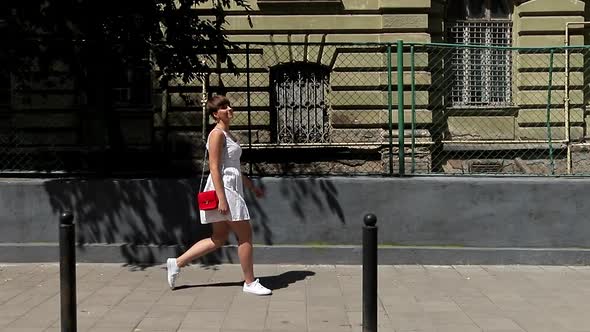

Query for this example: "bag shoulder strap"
[199,128,226,191]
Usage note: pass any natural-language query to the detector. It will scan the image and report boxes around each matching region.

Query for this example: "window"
[0,70,10,107]
[270,62,331,143]
[111,63,152,106]
[447,0,512,107]
[110,46,152,107]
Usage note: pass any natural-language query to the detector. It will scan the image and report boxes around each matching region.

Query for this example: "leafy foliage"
[0,0,251,85]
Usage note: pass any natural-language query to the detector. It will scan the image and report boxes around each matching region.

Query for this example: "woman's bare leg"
[176,221,230,268]
[228,220,254,284]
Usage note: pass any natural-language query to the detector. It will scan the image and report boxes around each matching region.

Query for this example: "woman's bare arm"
[208,130,229,213]
[242,173,265,198]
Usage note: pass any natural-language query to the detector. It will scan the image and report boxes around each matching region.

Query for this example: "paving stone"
[1,263,589,332]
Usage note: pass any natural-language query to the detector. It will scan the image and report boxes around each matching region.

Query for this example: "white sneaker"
[166,258,180,289]
[243,279,272,295]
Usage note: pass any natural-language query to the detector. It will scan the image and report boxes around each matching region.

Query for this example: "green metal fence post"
[397,40,405,176]
[387,44,393,176]
[410,45,416,174]
[246,43,253,176]
[546,50,555,175]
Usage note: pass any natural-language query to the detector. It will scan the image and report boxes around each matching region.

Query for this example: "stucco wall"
[2,176,590,264]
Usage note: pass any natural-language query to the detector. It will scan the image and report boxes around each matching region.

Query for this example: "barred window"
[0,71,10,107]
[447,0,512,107]
[270,62,331,144]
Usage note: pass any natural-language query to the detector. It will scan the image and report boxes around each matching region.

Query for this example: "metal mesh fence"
[221,42,395,176]
[160,73,209,174]
[0,42,170,176]
[406,43,590,176]
[3,40,590,177]
[0,126,66,173]
[565,47,590,175]
[0,69,69,174]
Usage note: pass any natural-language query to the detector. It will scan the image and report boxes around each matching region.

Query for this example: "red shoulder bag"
[197,149,218,211]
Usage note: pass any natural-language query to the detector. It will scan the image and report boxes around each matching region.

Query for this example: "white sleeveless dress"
[200,129,250,224]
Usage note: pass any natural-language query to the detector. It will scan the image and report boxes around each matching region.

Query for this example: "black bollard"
[362,213,378,332]
[59,211,77,332]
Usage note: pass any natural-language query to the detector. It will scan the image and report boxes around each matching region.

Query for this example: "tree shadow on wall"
[44,174,347,264]
[245,174,346,246]
[43,178,234,266]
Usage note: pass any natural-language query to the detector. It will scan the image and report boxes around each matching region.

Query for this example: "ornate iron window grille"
[270,62,331,144]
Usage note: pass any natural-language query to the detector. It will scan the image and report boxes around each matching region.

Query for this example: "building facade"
[2,0,590,176]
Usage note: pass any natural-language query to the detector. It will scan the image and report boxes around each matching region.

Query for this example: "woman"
[166,95,272,296]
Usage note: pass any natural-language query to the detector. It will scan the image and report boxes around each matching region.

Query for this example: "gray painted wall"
[1,177,589,264]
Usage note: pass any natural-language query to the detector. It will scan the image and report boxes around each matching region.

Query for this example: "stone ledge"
[4,243,590,265]
[517,0,584,16]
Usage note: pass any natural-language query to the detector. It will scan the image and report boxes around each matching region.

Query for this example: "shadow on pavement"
[173,270,316,291]
[259,270,315,290]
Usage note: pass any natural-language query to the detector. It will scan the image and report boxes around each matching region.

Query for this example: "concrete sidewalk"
[1,263,590,332]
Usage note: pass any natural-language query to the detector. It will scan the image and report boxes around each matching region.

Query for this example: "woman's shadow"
[173,270,315,291]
